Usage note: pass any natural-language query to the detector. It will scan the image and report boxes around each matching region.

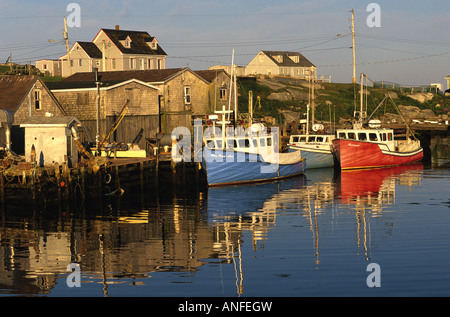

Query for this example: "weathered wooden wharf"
[0,156,157,206]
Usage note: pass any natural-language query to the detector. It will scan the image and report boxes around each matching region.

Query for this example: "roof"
[99,29,167,56]
[0,75,39,112]
[20,116,81,127]
[261,51,315,67]
[76,41,103,58]
[194,69,230,83]
[47,68,210,90]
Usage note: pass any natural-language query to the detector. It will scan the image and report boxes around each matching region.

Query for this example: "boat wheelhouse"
[287,134,335,169]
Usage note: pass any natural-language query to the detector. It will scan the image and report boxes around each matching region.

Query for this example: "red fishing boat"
[332,127,423,170]
[332,74,423,170]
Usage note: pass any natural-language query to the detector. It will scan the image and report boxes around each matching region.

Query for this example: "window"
[338,132,346,138]
[34,90,41,110]
[348,132,356,140]
[77,92,89,105]
[388,133,393,141]
[78,59,82,67]
[140,59,144,70]
[70,59,73,67]
[316,136,323,142]
[184,86,191,104]
[130,58,135,69]
[369,133,378,141]
[300,136,307,142]
[381,133,387,141]
[67,135,72,157]
[292,137,299,143]
[219,88,227,100]
[252,139,258,147]
[43,64,47,70]
[148,59,152,69]
[111,59,116,70]
[358,133,367,141]
[260,138,266,147]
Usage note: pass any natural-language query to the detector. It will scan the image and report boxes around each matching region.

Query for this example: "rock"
[406,93,434,103]
[398,105,420,117]
[268,91,292,101]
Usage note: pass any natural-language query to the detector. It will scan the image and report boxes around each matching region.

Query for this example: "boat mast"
[351,9,356,84]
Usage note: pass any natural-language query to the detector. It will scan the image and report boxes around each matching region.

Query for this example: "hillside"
[237,76,448,125]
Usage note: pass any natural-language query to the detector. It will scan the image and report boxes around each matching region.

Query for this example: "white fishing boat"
[287,90,335,169]
[200,108,306,187]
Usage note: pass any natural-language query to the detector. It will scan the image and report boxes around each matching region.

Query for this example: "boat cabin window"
[381,133,387,141]
[369,133,378,141]
[300,136,307,142]
[227,139,237,149]
[292,136,299,143]
[358,133,367,141]
[238,139,245,148]
[267,137,272,146]
[316,136,323,142]
[348,132,356,140]
[206,140,215,149]
[260,138,266,147]
[338,132,346,139]
[216,140,222,149]
[388,133,393,141]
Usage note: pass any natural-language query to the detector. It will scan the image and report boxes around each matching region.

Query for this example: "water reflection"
[0,162,425,296]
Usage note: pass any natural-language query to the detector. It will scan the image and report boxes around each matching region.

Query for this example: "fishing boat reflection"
[335,163,423,210]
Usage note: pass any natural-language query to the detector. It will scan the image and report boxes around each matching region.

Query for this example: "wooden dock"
[0,156,158,206]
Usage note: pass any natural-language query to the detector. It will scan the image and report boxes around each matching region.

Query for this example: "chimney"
[115,25,119,30]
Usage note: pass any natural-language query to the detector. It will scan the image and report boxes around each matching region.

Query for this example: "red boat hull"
[332,139,423,170]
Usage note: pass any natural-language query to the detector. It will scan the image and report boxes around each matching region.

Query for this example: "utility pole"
[63,17,72,76]
[351,9,356,84]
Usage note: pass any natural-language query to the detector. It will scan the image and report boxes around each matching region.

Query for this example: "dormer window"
[121,36,132,48]
[275,55,283,63]
[289,55,299,63]
[147,38,158,50]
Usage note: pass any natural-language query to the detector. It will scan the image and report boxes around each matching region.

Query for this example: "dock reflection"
[0,163,424,296]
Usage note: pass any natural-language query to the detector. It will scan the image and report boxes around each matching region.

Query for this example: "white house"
[59,26,168,77]
[35,59,62,77]
[245,51,316,79]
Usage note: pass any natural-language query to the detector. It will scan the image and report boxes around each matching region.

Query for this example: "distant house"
[59,26,168,77]
[35,59,62,77]
[445,75,450,91]
[245,51,316,79]
[48,68,217,148]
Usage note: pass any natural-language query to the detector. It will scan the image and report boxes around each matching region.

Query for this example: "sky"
[1,0,450,87]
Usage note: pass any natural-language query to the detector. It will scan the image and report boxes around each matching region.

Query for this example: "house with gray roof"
[59,25,167,77]
[245,51,316,79]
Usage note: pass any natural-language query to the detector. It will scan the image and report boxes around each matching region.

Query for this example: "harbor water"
[0,137,449,298]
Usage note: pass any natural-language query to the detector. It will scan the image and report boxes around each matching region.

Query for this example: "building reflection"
[0,163,424,296]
